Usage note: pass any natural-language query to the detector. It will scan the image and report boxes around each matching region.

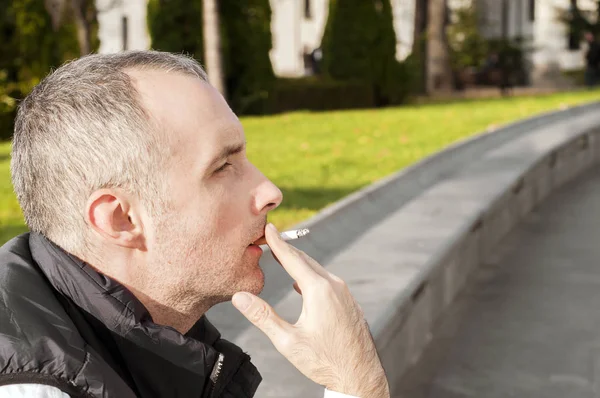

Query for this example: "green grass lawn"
[1,90,599,245]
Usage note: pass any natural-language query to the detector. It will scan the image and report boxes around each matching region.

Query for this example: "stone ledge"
[207,102,600,341]
[210,103,600,397]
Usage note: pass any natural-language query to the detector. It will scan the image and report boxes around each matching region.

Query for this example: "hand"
[232,224,390,398]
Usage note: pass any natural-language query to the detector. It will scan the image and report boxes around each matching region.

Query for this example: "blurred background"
[0,0,600,243]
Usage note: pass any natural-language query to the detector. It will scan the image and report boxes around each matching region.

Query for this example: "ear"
[85,189,145,250]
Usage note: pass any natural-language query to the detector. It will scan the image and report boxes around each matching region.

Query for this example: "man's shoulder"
[0,232,89,387]
[0,232,31,264]
[0,232,63,324]
[0,233,37,287]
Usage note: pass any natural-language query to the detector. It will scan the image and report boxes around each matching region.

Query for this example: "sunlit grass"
[1,89,599,244]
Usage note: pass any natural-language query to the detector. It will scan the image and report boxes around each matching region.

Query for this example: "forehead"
[129,69,244,161]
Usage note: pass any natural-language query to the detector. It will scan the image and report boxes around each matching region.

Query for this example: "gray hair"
[11,50,208,254]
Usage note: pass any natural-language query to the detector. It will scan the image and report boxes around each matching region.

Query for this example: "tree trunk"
[203,0,226,97]
[412,0,427,54]
[70,0,92,55]
[44,0,66,31]
[426,0,453,93]
[413,0,428,93]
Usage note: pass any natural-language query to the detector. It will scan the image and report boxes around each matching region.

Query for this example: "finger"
[266,227,330,279]
[232,292,291,345]
[265,223,320,283]
[293,282,302,295]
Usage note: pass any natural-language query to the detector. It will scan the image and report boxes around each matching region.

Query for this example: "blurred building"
[270,0,597,85]
[269,0,417,77]
[96,0,150,54]
[95,0,596,86]
[475,0,597,86]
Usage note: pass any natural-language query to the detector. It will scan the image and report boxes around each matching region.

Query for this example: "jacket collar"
[27,232,235,396]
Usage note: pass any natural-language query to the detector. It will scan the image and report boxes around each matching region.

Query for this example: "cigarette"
[280,228,310,241]
[253,228,310,246]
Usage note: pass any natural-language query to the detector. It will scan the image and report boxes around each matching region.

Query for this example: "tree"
[373,0,402,104]
[11,0,83,88]
[215,0,275,113]
[69,0,100,56]
[203,0,225,96]
[0,0,91,139]
[426,0,454,93]
[147,0,275,114]
[447,3,488,70]
[43,0,100,56]
[147,0,204,60]
[322,0,380,81]
[413,0,428,55]
[322,0,400,105]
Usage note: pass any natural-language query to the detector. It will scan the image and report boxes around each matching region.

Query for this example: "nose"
[252,169,283,215]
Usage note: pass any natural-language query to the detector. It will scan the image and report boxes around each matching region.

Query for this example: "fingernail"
[233,292,252,311]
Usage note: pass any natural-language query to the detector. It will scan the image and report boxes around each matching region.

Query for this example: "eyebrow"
[207,142,246,169]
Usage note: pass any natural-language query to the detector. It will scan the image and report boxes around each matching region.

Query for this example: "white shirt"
[0,384,358,397]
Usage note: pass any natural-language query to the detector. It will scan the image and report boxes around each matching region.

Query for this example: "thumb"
[232,292,290,344]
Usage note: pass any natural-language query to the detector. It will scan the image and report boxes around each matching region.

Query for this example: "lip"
[246,244,263,255]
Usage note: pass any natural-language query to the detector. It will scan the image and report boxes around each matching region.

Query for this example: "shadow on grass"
[277,185,365,211]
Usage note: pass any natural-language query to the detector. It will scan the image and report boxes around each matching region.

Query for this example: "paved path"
[394,166,600,397]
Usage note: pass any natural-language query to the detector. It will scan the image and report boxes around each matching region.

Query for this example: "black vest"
[0,233,261,397]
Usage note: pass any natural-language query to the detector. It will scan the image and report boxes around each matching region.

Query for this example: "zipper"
[207,353,225,398]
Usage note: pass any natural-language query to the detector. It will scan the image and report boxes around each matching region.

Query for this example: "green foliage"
[0,0,96,141]
[555,1,600,44]
[322,0,379,81]
[268,52,420,113]
[389,54,423,103]
[488,37,529,85]
[373,0,404,105]
[268,77,375,113]
[322,0,412,106]
[1,89,600,239]
[220,0,275,114]
[147,0,275,114]
[447,5,530,88]
[12,0,81,87]
[147,0,204,61]
[447,4,488,70]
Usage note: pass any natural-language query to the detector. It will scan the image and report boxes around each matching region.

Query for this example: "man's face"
[133,71,282,306]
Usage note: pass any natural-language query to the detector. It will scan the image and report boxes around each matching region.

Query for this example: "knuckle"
[309,277,337,299]
[313,276,333,292]
[288,246,306,260]
[329,273,346,287]
[298,250,314,263]
[249,302,271,325]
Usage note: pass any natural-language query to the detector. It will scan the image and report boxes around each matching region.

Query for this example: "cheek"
[202,189,247,238]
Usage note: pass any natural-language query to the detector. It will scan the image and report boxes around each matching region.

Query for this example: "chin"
[242,267,265,296]
[233,257,265,296]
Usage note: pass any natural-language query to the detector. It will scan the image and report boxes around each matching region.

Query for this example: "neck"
[127,285,214,334]
[83,248,214,335]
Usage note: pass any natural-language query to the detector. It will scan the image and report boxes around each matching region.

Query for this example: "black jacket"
[0,233,261,397]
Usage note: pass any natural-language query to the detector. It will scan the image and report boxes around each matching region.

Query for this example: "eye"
[215,162,232,173]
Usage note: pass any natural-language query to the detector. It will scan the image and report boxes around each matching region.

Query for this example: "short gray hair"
[11,50,208,254]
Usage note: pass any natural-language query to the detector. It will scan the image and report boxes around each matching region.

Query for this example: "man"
[0,51,390,397]
[584,31,600,87]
